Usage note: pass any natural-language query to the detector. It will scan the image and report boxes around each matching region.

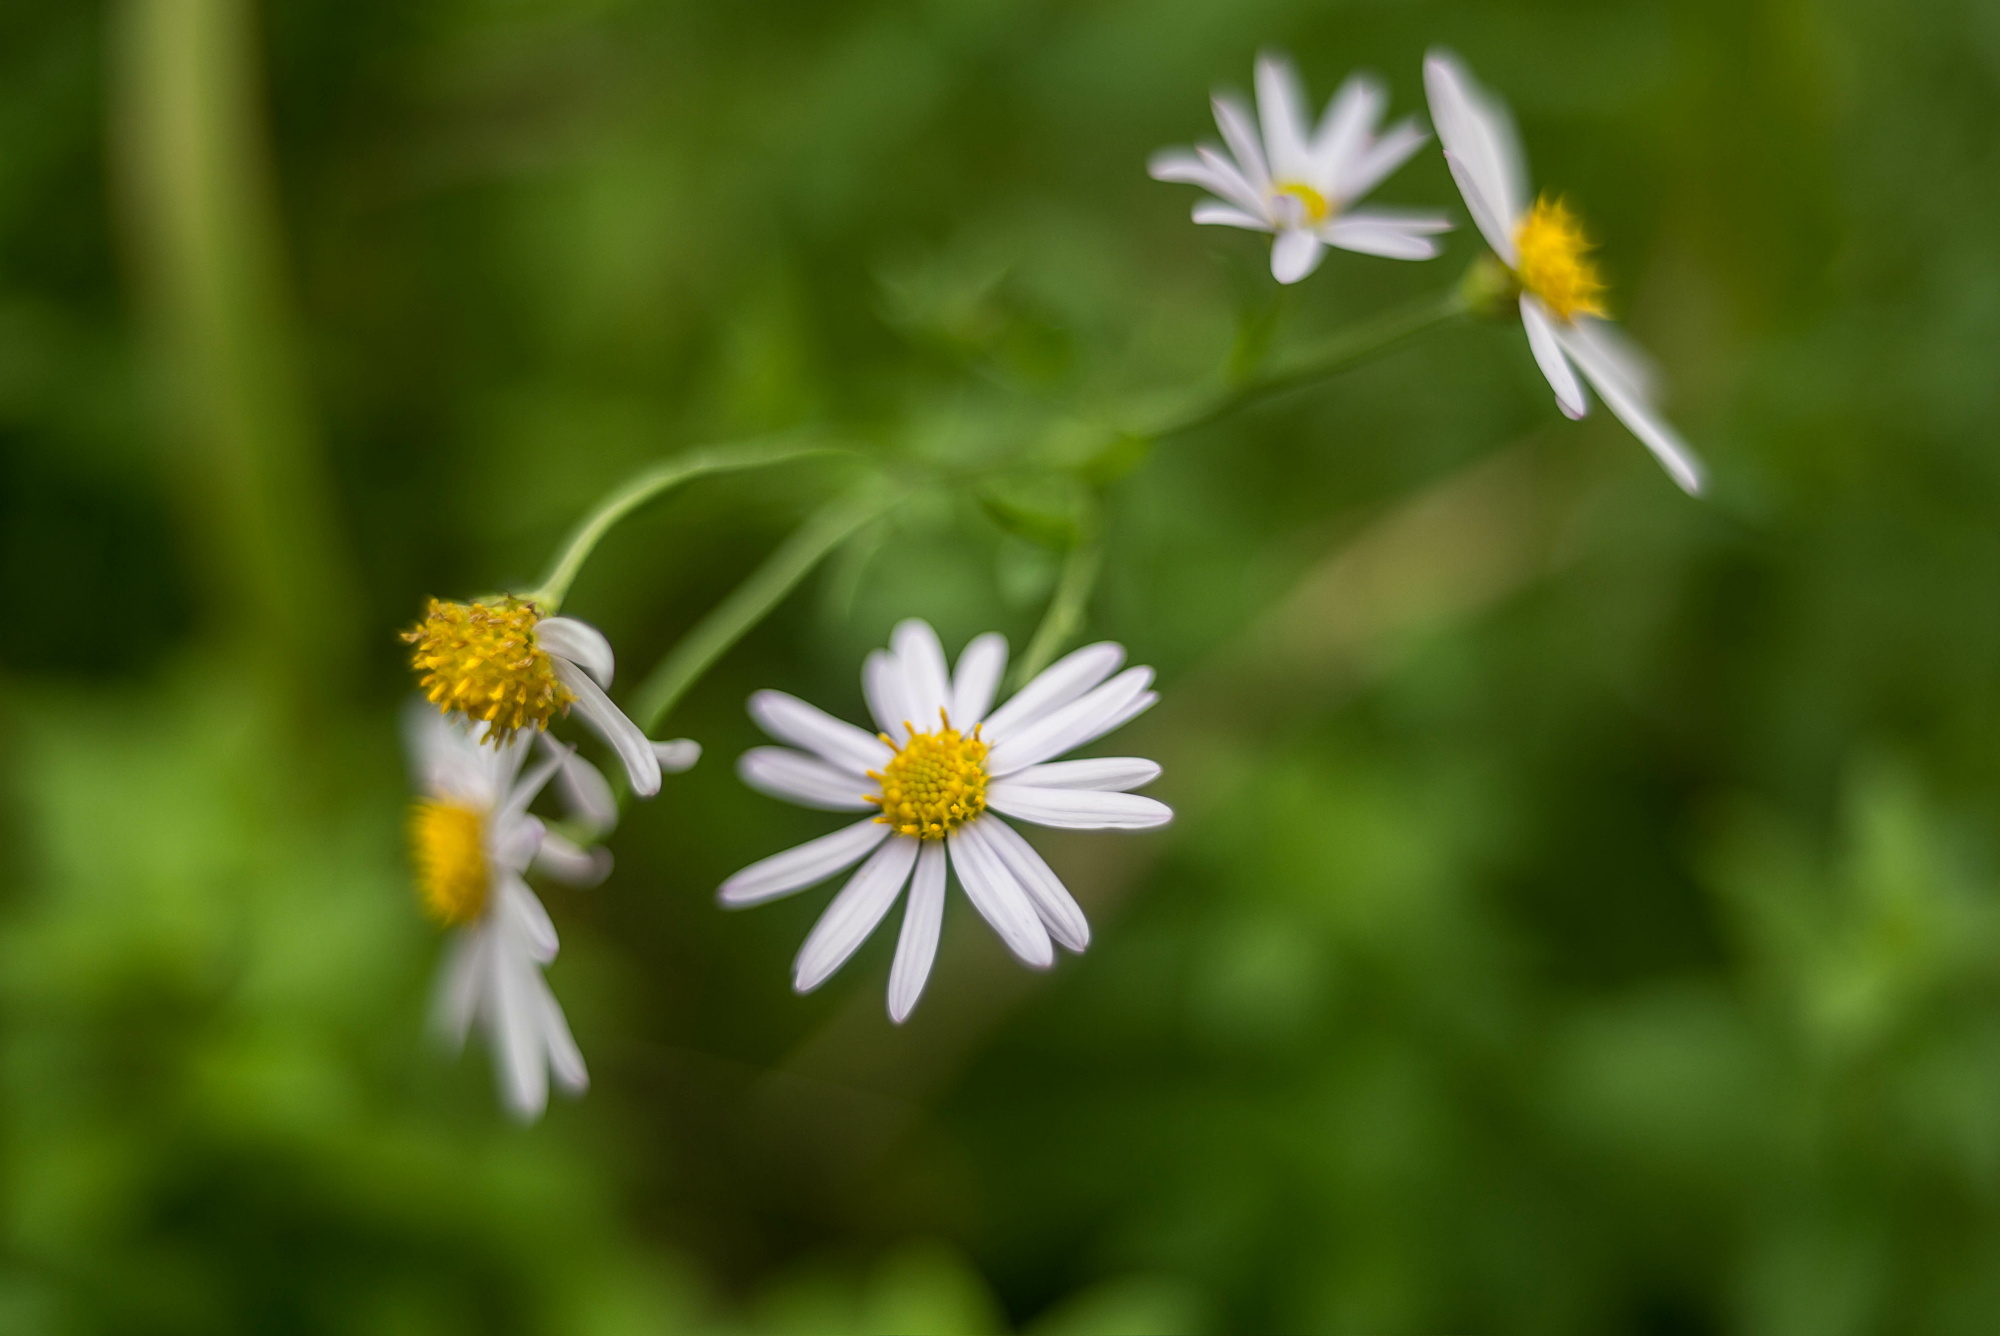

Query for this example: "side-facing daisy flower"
[403,596,667,796]
[720,620,1171,1021]
[406,705,700,1119]
[1150,52,1451,283]
[1423,50,1706,495]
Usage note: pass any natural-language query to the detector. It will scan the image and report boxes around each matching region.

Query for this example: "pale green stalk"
[1011,540,1102,689]
[633,483,902,733]
[526,436,850,611]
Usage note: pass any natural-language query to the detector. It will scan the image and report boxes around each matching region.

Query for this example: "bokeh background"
[5,0,2000,1331]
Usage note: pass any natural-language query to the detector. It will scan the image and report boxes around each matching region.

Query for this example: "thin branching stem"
[1012,540,1103,689]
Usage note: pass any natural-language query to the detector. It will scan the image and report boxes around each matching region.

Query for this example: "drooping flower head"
[1423,50,1707,496]
[720,620,1171,1022]
[402,598,668,796]
[405,704,699,1119]
[1150,52,1451,283]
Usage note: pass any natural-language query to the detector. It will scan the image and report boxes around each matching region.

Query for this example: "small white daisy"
[1150,52,1451,284]
[403,596,669,796]
[1423,50,1707,495]
[721,620,1171,1022]
[406,704,699,1118]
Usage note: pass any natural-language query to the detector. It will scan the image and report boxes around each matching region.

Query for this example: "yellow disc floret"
[1513,194,1607,323]
[1274,181,1332,226]
[402,597,574,744]
[866,712,990,840]
[410,799,490,926]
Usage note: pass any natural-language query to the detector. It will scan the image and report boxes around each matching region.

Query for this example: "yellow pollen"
[410,799,490,927]
[401,596,574,745]
[865,711,990,841]
[1513,194,1608,323]
[1274,181,1332,225]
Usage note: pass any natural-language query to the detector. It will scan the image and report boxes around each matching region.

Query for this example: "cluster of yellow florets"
[867,713,990,840]
[1514,194,1607,322]
[402,597,573,744]
[410,798,490,926]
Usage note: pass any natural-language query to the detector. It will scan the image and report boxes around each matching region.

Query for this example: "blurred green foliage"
[6,0,2000,1331]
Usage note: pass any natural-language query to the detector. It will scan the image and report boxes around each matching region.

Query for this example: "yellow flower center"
[1513,194,1607,323]
[1273,181,1332,225]
[866,713,989,840]
[410,799,490,926]
[401,597,574,744]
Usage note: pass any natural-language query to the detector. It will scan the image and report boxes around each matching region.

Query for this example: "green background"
[4,0,1998,1331]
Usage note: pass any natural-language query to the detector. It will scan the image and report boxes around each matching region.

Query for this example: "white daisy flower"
[1423,50,1707,496]
[406,704,700,1119]
[1149,52,1451,284]
[720,619,1171,1022]
[403,596,669,796]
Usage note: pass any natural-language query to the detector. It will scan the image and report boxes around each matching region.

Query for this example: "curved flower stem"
[1011,539,1102,690]
[633,481,903,734]
[525,435,851,612]
[1151,283,1474,441]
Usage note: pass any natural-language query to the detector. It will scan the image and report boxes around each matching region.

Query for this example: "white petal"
[792,835,919,992]
[738,746,874,812]
[1007,757,1161,791]
[748,689,893,773]
[488,934,548,1120]
[1192,200,1273,231]
[950,632,1008,728]
[491,811,546,875]
[1323,213,1450,261]
[1270,228,1326,284]
[1423,51,1527,260]
[537,977,588,1095]
[652,738,701,773]
[1335,118,1429,203]
[988,666,1156,776]
[534,616,615,688]
[1192,145,1270,214]
[553,659,661,798]
[982,642,1125,740]
[1308,73,1385,193]
[718,818,889,907]
[892,619,953,730]
[500,875,559,965]
[947,825,1054,968]
[1556,322,1708,496]
[972,817,1090,953]
[1092,689,1158,743]
[543,737,617,837]
[431,928,485,1049]
[864,649,917,741]
[987,784,1175,830]
[888,841,947,1022]
[532,830,611,887]
[1254,52,1314,184]
[1210,93,1271,193]
[1148,147,1264,214]
[1562,315,1662,402]
[1522,295,1588,420]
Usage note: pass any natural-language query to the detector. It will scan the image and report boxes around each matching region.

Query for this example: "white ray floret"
[1422,49,1707,496]
[720,620,1172,1022]
[1150,52,1450,284]
[405,704,697,1119]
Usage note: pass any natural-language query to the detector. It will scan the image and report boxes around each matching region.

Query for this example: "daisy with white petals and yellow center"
[407,705,698,1119]
[1150,53,1450,284]
[403,596,668,796]
[1423,50,1707,496]
[721,620,1171,1021]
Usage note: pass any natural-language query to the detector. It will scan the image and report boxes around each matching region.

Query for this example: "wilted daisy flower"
[1150,52,1450,283]
[722,620,1171,1021]
[407,705,699,1119]
[403,596,666,795]
[1423,50,1706,495]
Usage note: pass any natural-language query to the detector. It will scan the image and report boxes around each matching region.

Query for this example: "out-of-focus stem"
[111,0,356,692]
[632,483,902,734]
[526,436,852,612]
[1012,540,1102,690]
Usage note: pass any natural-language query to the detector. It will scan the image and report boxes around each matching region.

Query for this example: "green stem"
[526,435,850,611]
[633,483,902,734]
[1012,540,1102,689]
[1152,284,1472,441]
